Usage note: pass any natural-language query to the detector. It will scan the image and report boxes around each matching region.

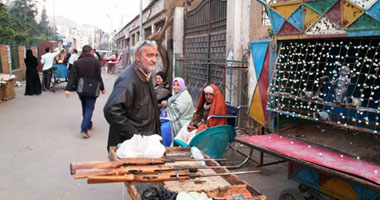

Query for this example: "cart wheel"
[279,189,305,200]
[298,184,307,193]
[51,78,56,93]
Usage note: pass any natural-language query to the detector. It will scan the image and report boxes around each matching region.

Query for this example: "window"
[154,20,166,39]
[262,0,276,25]
[10,46,20,70]
[262,5,271,25]
[144,27,152,39]
[131,34,135,46]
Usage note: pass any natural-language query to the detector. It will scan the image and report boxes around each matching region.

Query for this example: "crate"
[0,80,15,101]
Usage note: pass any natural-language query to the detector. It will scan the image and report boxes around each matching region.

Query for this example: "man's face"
[136,45,159,72]
[205,92,214,104]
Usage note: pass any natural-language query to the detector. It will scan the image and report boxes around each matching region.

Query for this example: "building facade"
[114,0,271,106]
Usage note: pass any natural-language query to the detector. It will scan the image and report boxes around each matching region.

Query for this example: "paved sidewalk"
[0,69,125,200]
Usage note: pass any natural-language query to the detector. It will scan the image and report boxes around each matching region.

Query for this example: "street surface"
[0,68,296,200]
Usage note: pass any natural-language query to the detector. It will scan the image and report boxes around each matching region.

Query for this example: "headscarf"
[172,77,186,91]
[156,71,167,83]
[26,49,34,59]
[195,84,227,133]
[154,71,171,104]
[25,49,37,65]
[203,86,214,94]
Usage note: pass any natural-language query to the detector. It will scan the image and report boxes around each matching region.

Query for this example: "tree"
[147,0,186,76]
[0,2,26,42]
[7,0,40,39]
[0,0,56,43]
[38,6,54,37]
[0,2,12,39]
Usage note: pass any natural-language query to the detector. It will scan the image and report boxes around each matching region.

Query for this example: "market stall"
[71,147,266,200]
[240,0,380,199]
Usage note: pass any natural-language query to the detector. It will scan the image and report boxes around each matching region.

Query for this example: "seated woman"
[154,71,171,110]
[174,84,227,144]
[160,78,194,146]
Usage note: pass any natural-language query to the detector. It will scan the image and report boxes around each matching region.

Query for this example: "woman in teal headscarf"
[161,77,194,146]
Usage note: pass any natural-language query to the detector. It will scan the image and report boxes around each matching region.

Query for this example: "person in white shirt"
[40,47,63,91]
[67,49,79,77]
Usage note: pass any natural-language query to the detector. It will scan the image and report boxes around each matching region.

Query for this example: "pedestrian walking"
[65,45,106,139]
[67,49,79,78]
[41,47,63,91]
[24,49,42,95]
[104,40,161,151]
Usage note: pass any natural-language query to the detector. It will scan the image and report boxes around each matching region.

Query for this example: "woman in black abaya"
[24,49,42,95]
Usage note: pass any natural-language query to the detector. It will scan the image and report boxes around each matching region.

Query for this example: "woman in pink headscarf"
[160,77,194,146]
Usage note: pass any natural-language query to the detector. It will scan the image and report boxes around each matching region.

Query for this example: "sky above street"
[37,0,151,33]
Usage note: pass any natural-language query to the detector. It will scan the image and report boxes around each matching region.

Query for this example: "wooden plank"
[109,147,265,199]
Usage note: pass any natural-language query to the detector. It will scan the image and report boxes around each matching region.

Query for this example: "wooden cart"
[108,147,266,200]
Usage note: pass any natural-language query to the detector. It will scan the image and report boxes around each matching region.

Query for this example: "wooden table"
[109,147,266,200]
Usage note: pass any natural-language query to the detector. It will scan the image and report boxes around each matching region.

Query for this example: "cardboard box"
[0,74,16,101]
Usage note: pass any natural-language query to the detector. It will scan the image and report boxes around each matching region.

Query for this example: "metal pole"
[53,0,56,40]
[139,0,143,41]
[105,15,113,52]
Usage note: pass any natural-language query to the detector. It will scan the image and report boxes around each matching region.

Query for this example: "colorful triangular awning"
[271,1,301,19]
[347,13,380,31]
[263,0,380,37]
[288,7,305,31]
[367,0,380,22]
[304,0,338,15]
[325,0,342,27]
[342,0,364,27]
[267,8,286,35]
[249,40,271,126]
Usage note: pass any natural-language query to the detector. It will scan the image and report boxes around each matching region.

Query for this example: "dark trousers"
[78,95,97,133]
[42,69,52,90]
[68,64,73,78]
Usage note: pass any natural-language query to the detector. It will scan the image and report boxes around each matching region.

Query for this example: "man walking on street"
[41,47,63,91]
[104,40,161,151]
[67,49,79,78]
[65,45,106,139]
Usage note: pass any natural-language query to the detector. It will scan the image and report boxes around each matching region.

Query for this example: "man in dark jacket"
[104,40,161,151]
[65,45,106,138]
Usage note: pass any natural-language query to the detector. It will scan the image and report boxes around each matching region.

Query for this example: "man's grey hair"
[133,40,158,56]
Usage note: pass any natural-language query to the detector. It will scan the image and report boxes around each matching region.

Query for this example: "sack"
[116,134,165,158]
[77,77,100,97]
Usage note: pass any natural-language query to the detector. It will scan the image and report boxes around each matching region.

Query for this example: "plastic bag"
[116,134,166,158]
[190,147,206,166]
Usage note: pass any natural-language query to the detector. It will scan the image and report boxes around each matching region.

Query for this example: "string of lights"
[269,39,380,134]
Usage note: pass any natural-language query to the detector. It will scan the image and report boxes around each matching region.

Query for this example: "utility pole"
[139,0,143,41]
[105,14,113,52]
